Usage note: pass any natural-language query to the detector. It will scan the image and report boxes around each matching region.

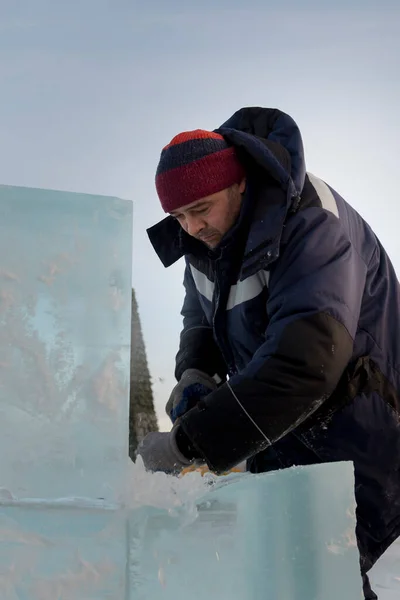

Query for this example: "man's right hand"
[166,368,217,423]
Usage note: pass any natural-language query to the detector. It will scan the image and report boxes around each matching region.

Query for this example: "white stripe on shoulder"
[307,172,339,218]
[226,270,269,311]
[189,264,214,302]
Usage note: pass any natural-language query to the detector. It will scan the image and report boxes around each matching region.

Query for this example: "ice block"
[0,462,365,599]
[130,462,363,599]
[0,184,133,501]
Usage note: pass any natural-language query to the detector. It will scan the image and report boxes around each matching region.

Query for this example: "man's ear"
[239,177,246,195]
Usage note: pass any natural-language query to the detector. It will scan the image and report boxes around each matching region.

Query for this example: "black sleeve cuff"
[175,424,203,461]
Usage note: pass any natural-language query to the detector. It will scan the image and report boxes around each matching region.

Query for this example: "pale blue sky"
[0,1,399,431]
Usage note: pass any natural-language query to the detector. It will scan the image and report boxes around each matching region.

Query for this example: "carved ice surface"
[1,183,396,599]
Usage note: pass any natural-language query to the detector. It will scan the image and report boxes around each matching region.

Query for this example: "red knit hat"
[155,129,245,213]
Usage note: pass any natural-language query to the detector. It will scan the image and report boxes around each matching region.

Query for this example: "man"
[138,107,400,599]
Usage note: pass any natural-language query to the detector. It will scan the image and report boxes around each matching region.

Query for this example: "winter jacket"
[147,107,400,573]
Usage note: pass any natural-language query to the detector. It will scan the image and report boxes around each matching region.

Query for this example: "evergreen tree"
[129,289,158,458]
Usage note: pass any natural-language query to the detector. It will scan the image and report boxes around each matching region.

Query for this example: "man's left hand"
[137,427,196,475]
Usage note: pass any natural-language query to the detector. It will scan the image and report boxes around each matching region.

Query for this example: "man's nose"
[186,215,205,237]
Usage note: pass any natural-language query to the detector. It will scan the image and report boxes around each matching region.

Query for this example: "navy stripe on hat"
[156,137,229,176]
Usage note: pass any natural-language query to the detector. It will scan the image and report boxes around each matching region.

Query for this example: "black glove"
[136,425,203,474]
[165,368,217,423]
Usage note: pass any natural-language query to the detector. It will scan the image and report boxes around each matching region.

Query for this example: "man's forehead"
[170,197,211,216]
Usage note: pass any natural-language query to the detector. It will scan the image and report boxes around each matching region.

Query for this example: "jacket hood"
[147,107,306,268]
[216,106,306,196]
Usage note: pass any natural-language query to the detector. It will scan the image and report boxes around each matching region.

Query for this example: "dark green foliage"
[129,289,158,458]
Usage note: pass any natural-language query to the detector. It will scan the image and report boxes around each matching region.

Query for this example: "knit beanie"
[155,129,246,213]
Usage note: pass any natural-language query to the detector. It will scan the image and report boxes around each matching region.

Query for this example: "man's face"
[170,179,246,249]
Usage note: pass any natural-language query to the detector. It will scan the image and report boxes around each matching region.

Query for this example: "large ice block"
[130,462,363,599]
[0,184,133,501]
[0,463,362,599]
